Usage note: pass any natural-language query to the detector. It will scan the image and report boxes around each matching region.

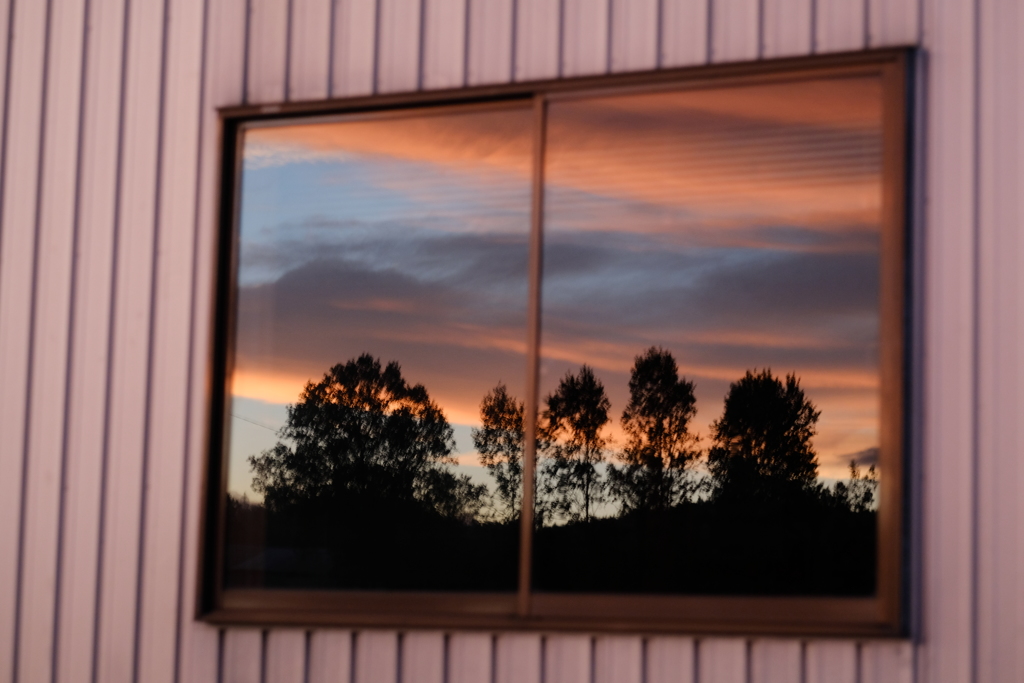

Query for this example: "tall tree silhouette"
[472,383,525,521]
[249,353,484,519]
[707,369,820,503]
[608,347,699,513]
[539,365,611,523]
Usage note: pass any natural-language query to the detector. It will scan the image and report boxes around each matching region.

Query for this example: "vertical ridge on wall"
[422,0,467,89]
[0,0,9,258]
[697,638,746,683]
[448,633,491,683]
[749,640,801,683]
[609,0,657,73]
[376,0,422,92]
[176,0,246,680]
[223,628,264,683]
[308,631,353,683]
[247,0,289,103]
[17,0,86,681]
[710,0,759,62]
[466,0,514,86]
[660,0,708,67]
[761,0,811,58]
[401,631,444,683]
[264,628,307,682]
[0,0,48,676]
[332,0,377,97]
[544,635,591,683]
[814,0,867,53]
[647,637,695,683]
[0,19,10,667]
[805,641,857,683]
[868,0,920,47]
[513,0,559,81]
[266,630,308,683]
[861,641,913,683]
[594,636,642,683]
[494,633,540,683]
[976,0,1024,681]
[290,0,332,100]
[54,1,127,682]
[920,0,978,678]
[134,0,206,680]
[94,0,168,679]
[561,0,610,77]
[354,631,399,683]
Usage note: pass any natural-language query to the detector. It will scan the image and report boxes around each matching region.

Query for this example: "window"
[202,49,909,635]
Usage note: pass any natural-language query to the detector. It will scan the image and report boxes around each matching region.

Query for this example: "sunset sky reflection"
[227,76,883,501]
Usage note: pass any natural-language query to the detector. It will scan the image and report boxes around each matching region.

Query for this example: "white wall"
[0,0,1021,681]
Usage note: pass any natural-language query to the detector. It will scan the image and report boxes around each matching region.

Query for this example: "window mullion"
[518,93,547,617]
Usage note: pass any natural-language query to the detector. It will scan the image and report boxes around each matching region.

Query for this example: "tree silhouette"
[471,383,525,521]
[249,353,484,519]
[608,347,700,513]
[707,369,820,503]
[824,460,879,513]
[539,365,611,523]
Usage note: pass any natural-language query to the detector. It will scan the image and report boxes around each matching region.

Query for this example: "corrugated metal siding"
[1,0,1021,680]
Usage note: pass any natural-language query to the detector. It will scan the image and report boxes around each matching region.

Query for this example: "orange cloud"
[246,104,534,177]
[245,76,883,237]
[232,359,879,481]
[588,76,883,129]
[232,368,311,406]
[232,366,500,429]
[539,338,879,391]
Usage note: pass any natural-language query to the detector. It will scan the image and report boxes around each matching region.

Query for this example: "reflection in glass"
[224,105,534,591]
[534,77,883,595]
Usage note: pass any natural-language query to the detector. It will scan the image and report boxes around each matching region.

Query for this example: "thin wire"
[231,413,278,433]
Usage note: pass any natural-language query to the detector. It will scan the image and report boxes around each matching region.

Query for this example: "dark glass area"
[224,104,534,591]
[533,491,877,595]
[533,76,884,595]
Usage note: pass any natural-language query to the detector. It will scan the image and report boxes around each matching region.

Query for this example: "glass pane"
[225,104,533,591]
[535,76,883,595]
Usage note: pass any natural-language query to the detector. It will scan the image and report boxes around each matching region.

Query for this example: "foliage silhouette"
[249,353,484,519]
[539,365,611,524]
[531,363,879,595]
[821,461,879,513]
[707,369,821,503]
[232,355,520,592]
[472,383,525,521]
[227,352,879,595]
[608,347,700,514]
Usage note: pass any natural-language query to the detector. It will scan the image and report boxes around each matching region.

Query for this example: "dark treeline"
[225,350,878,595]
[475,347,877,524]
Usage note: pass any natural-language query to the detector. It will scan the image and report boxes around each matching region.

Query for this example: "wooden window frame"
[199,47,913,637]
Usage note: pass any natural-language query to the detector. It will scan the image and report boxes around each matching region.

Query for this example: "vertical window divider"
[518,92,548,617]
